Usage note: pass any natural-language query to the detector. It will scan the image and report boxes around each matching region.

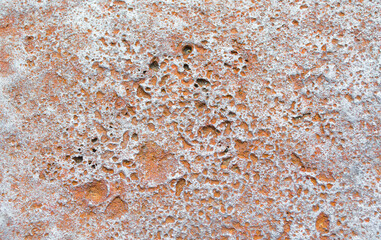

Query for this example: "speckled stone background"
[0,0,380,239]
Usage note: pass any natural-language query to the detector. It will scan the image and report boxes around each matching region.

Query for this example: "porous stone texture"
[0,0,380,239]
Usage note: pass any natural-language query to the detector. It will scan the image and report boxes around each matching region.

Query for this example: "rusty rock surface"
[0,0,380,239]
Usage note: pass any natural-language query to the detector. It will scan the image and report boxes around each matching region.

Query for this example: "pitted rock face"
[0,0,380,239]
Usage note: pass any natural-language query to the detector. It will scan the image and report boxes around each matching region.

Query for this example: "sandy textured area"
[0,0,380,239]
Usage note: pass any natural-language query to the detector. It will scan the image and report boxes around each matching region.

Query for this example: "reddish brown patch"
[74,180,108,204]
[235,139,249,158]
[288,74,304,90]
[316,172,335,182]
[106,196,128,219]
[136,141,177,186]
[316,212,330,234]
[200,125,219,137]
[137,85,151,99]
[291,152,304,169]
[175,178,186,196]
[0,61,11,76]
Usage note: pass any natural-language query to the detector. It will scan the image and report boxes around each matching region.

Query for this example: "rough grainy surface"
[0,0,380,239]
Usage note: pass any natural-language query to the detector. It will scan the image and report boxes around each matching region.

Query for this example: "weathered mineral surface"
[0,0,380,239]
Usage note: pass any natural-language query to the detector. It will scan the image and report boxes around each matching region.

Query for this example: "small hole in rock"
[143,70,147,74]
[92,148,97,153]
[72,156,83,163]
[194,84,199,88]
[228,111,236,117]
[196,78,210,86]
[182,45,193,55]
[184,64,190,71]
[92,138,98,143]
[123,159,131,165]
[131,133,138,141]
[149,61,159,71]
